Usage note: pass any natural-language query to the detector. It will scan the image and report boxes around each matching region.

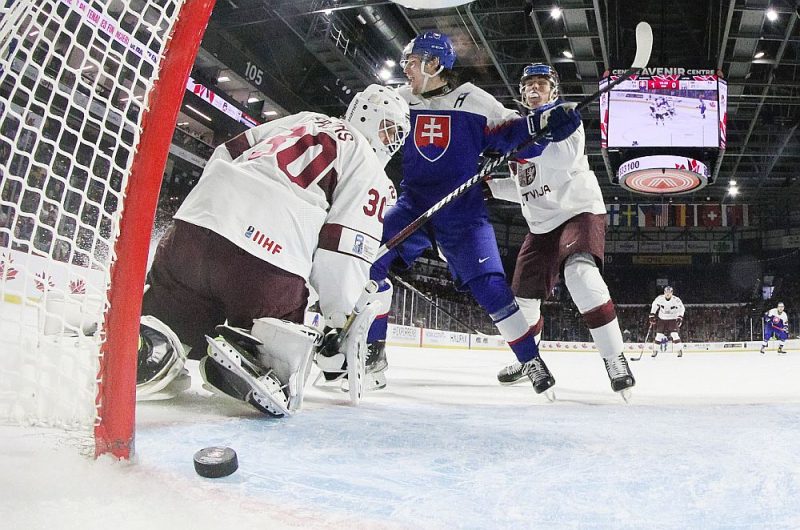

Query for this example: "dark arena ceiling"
[199,0,800,215]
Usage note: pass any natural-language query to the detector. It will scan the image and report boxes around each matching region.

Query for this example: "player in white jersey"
[761,302,789,354]
[648,286,686,357]
[135,85,409,415]
[486,63,635,397]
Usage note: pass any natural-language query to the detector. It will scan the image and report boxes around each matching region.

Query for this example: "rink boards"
[385,323,798,354]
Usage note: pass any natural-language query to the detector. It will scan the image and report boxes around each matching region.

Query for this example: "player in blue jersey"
[761,302,789,354]
[363,32,567,396]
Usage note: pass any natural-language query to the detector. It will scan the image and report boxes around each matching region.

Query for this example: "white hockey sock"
[494,306,532,344]
[590,318,625,360]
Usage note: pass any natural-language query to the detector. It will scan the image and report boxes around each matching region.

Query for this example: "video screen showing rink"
[600,68,727,149]
[606,91,720,147]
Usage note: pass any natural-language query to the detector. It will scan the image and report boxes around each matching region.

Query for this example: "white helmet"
[345,84,410,167]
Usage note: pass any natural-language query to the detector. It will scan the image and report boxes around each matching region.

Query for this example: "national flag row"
[606,203,749,227]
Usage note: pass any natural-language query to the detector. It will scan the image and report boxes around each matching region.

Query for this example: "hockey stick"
[629,321,654,361]
[373,22,653,263]
[388,271,482,334]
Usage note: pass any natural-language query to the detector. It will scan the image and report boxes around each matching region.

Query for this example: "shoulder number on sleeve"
[363,188,390,222]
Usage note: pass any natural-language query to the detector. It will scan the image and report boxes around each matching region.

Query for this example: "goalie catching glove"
[526,102,581,142]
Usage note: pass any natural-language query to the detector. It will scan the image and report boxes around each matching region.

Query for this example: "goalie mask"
[345,84,410,167]
[519,63,560,109]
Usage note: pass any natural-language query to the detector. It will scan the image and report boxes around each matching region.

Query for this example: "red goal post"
[0,0,215,459]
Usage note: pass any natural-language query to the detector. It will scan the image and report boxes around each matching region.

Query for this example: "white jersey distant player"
[649,286,686,357]
[650,290,685,321]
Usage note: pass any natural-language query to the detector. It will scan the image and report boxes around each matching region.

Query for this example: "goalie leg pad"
[249,318,322,412]
[136,315,189,401]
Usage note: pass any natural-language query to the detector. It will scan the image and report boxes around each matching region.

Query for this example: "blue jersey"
[398,83,531,221]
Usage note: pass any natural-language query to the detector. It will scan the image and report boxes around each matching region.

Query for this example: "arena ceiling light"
[550,7,562,19]
[754,51,765,59]
[379,68,392,81]
[766,8,778,21]
[385,59,396,67]
[185,104,212,122]
[562,50,573,59]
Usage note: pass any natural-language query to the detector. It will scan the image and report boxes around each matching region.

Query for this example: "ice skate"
[366,340,388,374]
[677,349,683,358]
[204,335,290,417]
[521,356,555,401]
[603,353,636,402]
[497,361,527,385]
[199,356,282,417]
[778,346,786,355]
[760,345,766,354]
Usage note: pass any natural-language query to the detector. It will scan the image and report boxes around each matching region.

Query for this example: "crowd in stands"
[389,255,799,343]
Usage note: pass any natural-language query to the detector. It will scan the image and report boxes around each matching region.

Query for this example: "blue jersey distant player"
[697,98,707,119]
[761,302,789,354]
[365,32,566,396]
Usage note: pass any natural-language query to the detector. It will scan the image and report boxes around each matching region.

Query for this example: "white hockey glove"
[527,102,580,142]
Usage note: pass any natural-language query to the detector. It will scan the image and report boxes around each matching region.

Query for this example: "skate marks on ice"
[129,348,800,528]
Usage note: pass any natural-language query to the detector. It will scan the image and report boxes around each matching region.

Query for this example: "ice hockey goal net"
[0,0,214,458]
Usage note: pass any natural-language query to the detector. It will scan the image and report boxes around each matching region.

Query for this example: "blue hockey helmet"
[401,32,456,70]
[519,63,560,106]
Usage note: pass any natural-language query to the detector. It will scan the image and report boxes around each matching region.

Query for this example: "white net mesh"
[0,0,185,433]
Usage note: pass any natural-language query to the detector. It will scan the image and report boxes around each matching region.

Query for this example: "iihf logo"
[245,226,254,238]
[352,233,364,255]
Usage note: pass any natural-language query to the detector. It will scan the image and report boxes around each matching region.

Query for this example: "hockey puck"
[193,446,238,478]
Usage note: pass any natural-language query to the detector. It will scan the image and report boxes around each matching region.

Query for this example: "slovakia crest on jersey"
[414,114,451,162]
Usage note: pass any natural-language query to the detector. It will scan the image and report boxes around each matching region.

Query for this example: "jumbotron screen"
[600,68,727,149]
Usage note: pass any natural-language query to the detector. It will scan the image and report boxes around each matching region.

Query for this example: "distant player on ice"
[697,98,707,119]
[761,302,789,354]
[649,286,685,357]
[486,63,635,398]
[135,85,409,416]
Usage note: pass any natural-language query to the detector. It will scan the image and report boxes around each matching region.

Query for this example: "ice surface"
[3,346,800,529]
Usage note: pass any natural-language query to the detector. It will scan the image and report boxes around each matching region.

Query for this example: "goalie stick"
[339,22,653,356]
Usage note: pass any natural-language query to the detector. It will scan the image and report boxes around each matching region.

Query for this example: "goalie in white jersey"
[485,63,635,397]
[649,286,686,357]
[136,85,409,416]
